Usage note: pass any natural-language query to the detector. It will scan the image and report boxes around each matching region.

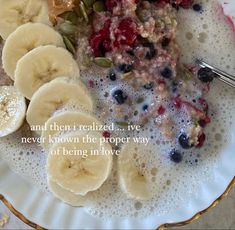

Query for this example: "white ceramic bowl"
[0,1,235,229]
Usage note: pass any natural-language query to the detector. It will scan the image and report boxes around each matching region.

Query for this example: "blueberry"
[143,82,154,90]
[108,70,116,81]
[178,133,193,149]
[170,149,183,163]
[142,104,149,112]
[193,3,202,12]
[161,37,171,48]
[119,64,133,73]
[172,81,178,93]
[112,89,127,104]
[171,3,179,10]
[143,42,156,60]
[197,67,215,83]
[126,49,135,56]
[160,66,172,79]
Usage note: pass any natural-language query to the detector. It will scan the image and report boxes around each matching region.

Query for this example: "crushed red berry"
[89,19,111,56]
[88,80,95,88]
[173,96,182,109]
[178,0,194,9]
[105,0,119,11]
[196,133,206,148]
[102,131,111,138]
[114,18,138,48]
[158,105,166,115]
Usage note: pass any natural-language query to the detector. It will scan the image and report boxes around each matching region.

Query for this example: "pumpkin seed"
[121,72,133,80]
[61,11,78,25]
[136,97,144,104]
[60,21,77,35]
[181,65,193,81]
[94,57,113,68]
[63,36,76,55]
[82,0,95,8]
[115,121,129,127]
[79,1,89,22]
[93,1,105,12]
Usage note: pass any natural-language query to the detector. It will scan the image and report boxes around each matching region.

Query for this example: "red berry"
[196,133,206,148]
[156,0,170,8]
[179,0,194,9]
[102,131,111,138]
[105,0,121,11]
[114,18,138,48]
[199,116,211,127]
[158,105,166,115]
[89,19,111,56]
[105,0,119,11]
[173,96,182,109]
[88,80,95,88]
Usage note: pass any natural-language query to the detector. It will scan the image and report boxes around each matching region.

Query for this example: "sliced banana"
[14,45,80,99]
[48,178,90,207]
[0,0,51,40]
[47,131,113,195]
[26,77,93,131]
[0,86,26,137]
[2,23,65,80]
[41,111,102,152]
[118,142,152,200]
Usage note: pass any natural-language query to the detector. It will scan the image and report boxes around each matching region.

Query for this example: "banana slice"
[26,77,93,131]
[14,45,80,99]
[0,0,51,40]
[47,131,113,195]
[48,178,90,207]
[2,23,65,80]
[41,111,102,152]
[0,86,26,137]
[118,142,152,200]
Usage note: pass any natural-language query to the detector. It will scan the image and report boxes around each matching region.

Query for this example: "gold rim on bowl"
[0,176,234,229]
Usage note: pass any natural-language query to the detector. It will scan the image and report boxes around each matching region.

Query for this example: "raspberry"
[196,133,206,148]
[158,105,166,115]
[105,0,119,11]
[102,131,111,138]
[106,0,139,11]
[179,0,194,9]
[89,19,111,56]
[114,17,138,48]
[156,0,194,9]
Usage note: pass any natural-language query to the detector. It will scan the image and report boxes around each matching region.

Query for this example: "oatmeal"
[83,0,212,155]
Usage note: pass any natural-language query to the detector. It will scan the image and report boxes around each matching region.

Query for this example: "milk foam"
[0,0,235,219]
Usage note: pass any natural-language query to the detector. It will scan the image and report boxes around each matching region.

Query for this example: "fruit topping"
[160,66,173,79]
[89,19,111,57]
[143,82,154,90]
[112,89,128,104]
[114,17,138,48]
[169,149,183,163]
[157,105,166,115]
[192,3,202,12]
[197,67,215,83]
[143,42,156,60]
[108,70,117,81]
[142,104,149,112]
[196,132,206,148]
[178,133,193,149]
[119,63,134,73]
